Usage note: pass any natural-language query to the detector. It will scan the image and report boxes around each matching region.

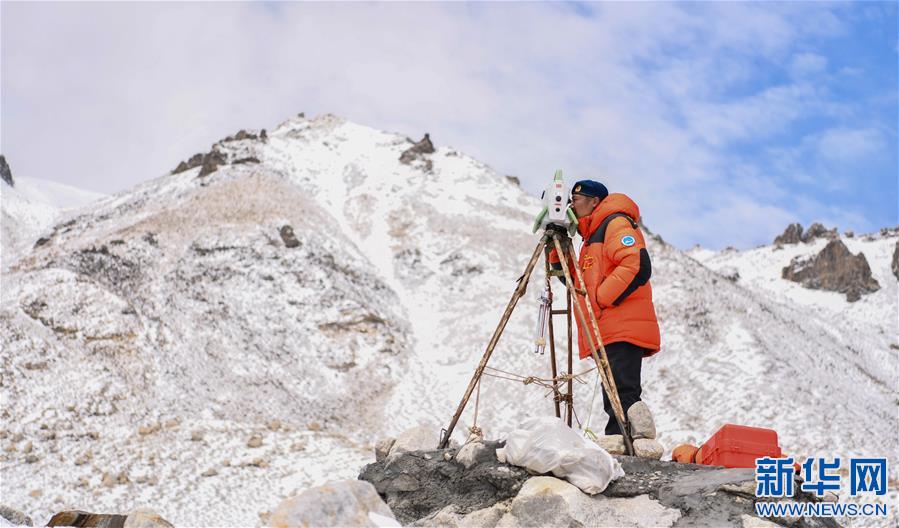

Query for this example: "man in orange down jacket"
[549,179,661,436]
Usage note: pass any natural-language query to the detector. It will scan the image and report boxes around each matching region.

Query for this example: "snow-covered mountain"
[2,175,106,269]
[1,114,896,526]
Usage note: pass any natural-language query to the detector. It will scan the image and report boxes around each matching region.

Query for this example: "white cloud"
[790,53,828,77]
[816,127,886,163]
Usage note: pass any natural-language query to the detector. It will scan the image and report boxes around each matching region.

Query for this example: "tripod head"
[532,170,579,237]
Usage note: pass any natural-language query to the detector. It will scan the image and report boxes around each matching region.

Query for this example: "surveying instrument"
[437,170,635,456]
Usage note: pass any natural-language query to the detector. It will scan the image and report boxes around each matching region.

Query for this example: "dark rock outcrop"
[171,128,266,176]
[359,440,529,524]
[198,148,228,177]
[801,222,839,242]
[400,134,435,169]
[774,223,803,245]
[279,225,300,248]
[360,445,838,527]
[782,239,880,301]
[892,241,899,281]
[0,154,15,187]
[774,223,841,246]
[0,155,12,186]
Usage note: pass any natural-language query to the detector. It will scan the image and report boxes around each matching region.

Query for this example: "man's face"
[571,193,599,218]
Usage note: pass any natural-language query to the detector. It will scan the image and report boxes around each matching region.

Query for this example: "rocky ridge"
[782,239,880,302]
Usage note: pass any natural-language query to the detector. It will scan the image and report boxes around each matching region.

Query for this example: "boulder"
[633,439,664,460]
[269,480,398,528]
[455,440,494,470]
[782,239,880,301]
[0,506,32,526]
[123,509,173,528]
[410,502,510,528]
[46,511,128,527]
[627,401,656,439]
[278,225,300,248]
[773,223,803,245]
[388,425,438,456]
[375,437,396,462]
[595,435,625,455]
[0,156,12,187]
[500,477,681,528]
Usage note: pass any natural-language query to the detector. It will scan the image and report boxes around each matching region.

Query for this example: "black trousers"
[601,341,645,435]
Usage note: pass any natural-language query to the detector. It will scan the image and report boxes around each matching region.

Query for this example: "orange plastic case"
[695,424,782,468]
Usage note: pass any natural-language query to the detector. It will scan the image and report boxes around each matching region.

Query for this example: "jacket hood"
[577,193,641,239]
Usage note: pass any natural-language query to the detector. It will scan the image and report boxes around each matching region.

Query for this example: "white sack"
[496,416,625,494]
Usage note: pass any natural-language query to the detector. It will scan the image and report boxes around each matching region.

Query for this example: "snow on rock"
[2,113,896,526]
[1,174,106,270]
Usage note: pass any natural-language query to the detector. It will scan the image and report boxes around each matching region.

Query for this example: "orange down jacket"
[550,193,661,359]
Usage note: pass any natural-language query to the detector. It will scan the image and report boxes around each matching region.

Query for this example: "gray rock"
[278,225,300,248]
[269,480,397,528]
[503,477,681,528]
[892,241,899,281]
[363,445,838,527]
[0,505,32,526]
[400,134,435,165]
[801,223,839,242]
[455,441,494,470]
[359,440,529,525]
[782,239,880,301]
[633,438,663,460]
[627,401,656,439]
[774,223,803,245]
[410,505,462,528]
[389,425,438,456]
[0,156,12,187]
[375,437,396,462]
[595,435,625,455]
[459,501,510,528]
[123,508,174,528]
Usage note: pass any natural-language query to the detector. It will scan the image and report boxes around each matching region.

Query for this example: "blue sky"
[2,2,896,249]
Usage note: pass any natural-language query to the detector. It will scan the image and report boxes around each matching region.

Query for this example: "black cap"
[571,180,608,201]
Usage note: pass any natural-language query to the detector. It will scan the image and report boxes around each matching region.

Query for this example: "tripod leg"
[545,254,561,419]
[438,234,550,449]
[566,289,573,427]
[551,234,634,456]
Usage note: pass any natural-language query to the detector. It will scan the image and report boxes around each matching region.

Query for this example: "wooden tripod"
[437,227,635,455]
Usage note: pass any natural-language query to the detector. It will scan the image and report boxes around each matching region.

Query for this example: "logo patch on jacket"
[621,235,636,247]
[582,256,595,269]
